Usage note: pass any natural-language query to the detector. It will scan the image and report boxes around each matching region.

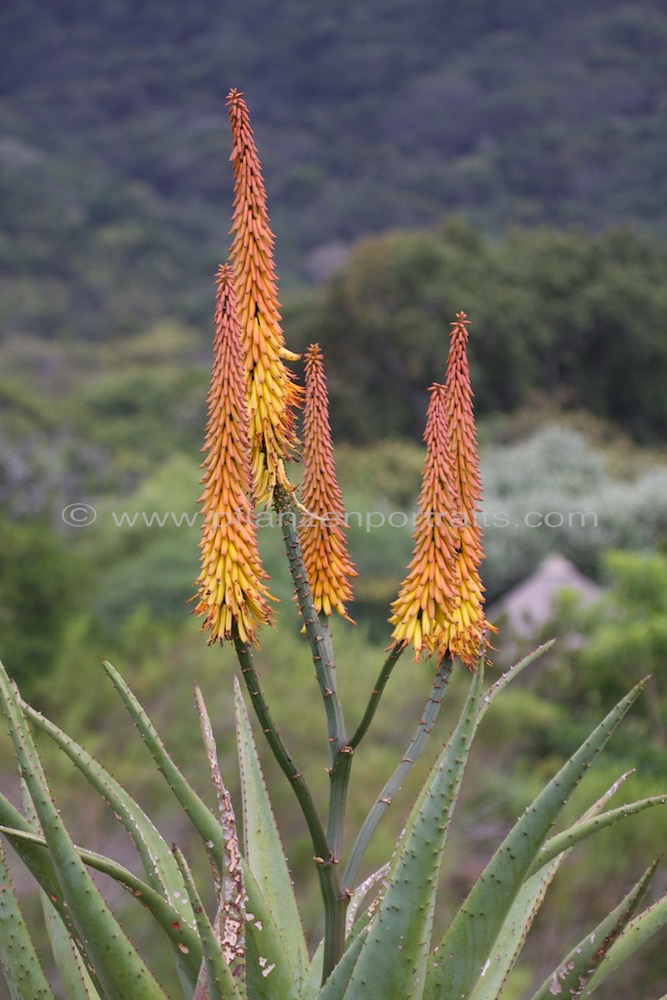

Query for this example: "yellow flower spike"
[227,89,303,506]
[389,383,460,659]
[389,313,494,667]
[299,343,357,623]
[437,312,495,669]
[192,265,275,646]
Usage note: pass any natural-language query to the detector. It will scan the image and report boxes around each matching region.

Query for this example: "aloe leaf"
[315,926,369,1000]
[41,891,101,1000]
[245,905,300,1000]
[195,685,245,980]
[195,686,297,1000]
[530,860,659,999]
[469,771,637,999]
[21,698,196,921]
[172,845,244,1000]
[0,792,96,963]
[0,662,169,1000]
[0,839,57,1000]
[0,824,202,975]
[102,660,224,873]
[528,793,667,876]
[21,698,199,992]
[102,663,295,997]
[300,942,325,999]
[425,677,649,1000]
[582,890,667,996]
[235,676,308,980]
[19,780,103,1000]
[341,661,485,1000]
[470,859,562,1000]
[346,863,390,934]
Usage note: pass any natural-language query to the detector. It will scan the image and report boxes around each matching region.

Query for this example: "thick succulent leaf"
[530,860,659,999]
[346,863,390,934]
[581,891,667,996]
[0,840,57,1000]
[195,686,245,981]
[0,792,99,972]
[300,942,324,999]
[245,914,300,1000]
[0,661,169,1000]
[235,676,308,981]
[196,681,300,1000]
[469,771,638,999]
[424,677,648,1000]
[528,793,667,876]
[315,926,369,1000]
[19,779,103,1000]
[102,662,291,993]
[21,699,197,929]
[469,859,561,1000]
[103,660,224,873]
[0,824,202,977]
[41,891,101,1000]
[341,662,485,1000]
[172,845,244,1000]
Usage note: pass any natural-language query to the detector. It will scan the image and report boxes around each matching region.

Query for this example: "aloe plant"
[2,89,666,999]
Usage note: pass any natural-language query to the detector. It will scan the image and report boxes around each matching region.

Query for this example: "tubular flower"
[389,382,460,658]
[227,88,303,506]
[299,344,357,621]
[437,312,493,668]
[193,265,275,646]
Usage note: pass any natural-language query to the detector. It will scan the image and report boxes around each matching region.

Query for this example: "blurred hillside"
[2,0,667,342]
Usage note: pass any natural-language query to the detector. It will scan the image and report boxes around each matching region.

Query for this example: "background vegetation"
[2,1,667,996]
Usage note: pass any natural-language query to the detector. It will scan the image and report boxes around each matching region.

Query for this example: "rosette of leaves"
[1,645,666,1000]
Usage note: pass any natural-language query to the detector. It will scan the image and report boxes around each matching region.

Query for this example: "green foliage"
[517,549,667,767]
[480,425,667,598]
[2,644,665,998]
[296,224,667,444]
[0,515,85,694]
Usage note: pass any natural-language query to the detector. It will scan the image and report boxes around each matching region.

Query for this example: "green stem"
[342,657,453,891]
[233,630,346,980]
[233,630,328,858]
[276,496,347,760]
[349,642,405,749]
[274,491,356,979]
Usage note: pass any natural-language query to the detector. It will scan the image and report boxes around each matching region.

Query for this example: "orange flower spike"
[438,312,494,668]
[227,89,303,506]
[299,344,357,621]
[389,382,460,657]
[193,265,275,646]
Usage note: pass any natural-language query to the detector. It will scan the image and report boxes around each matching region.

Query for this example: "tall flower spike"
[193,265,275,646]
[299,344,357,621]
[438,312,494,668]
[227,88,303,506]
[389,382,460,658]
